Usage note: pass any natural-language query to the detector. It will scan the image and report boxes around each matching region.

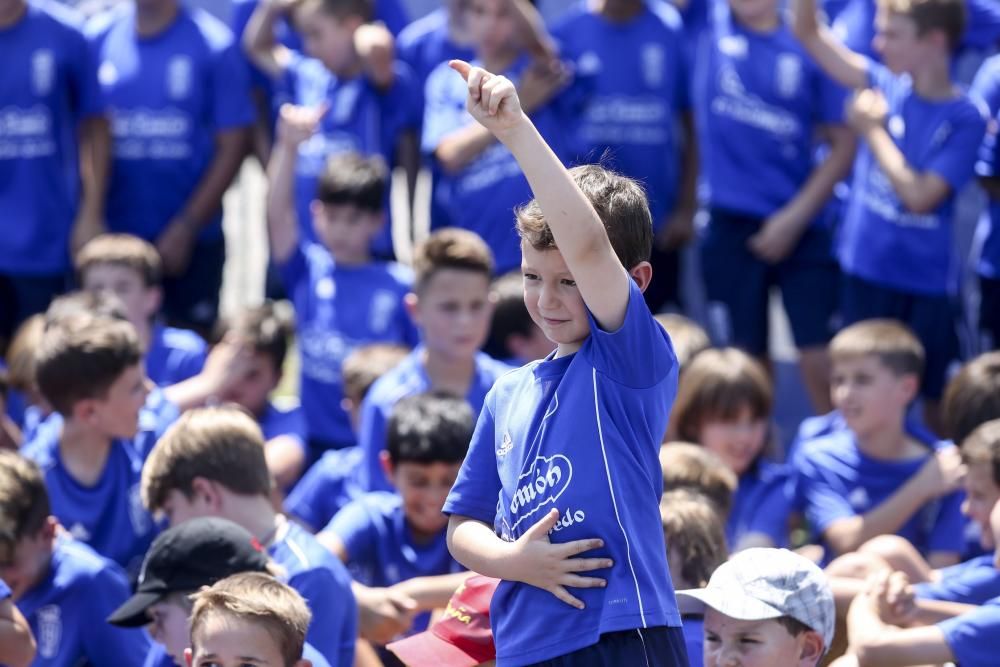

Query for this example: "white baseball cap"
[675,548,836,650]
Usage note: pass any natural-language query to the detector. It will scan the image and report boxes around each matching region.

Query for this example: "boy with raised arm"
[443,61,687,665]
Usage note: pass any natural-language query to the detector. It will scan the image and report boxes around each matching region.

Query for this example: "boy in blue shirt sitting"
[0,450,152,667]
[76,234,207,388]
[268,104,418,455]
[443,60,688,665]
[792,0,987,430]
[319,392,471,649]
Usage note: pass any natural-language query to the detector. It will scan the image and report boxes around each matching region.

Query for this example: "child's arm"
[0,598,35,667]
[449,60,630,330]
[354,23,397,91]
[447,509,611,610]
[658,111,698,250]
[748,124,856,263]
[71,116,111,255]
[243,0,297,79]
[791,0,869,90]
[390,572,474,611]
[847,89,953,214]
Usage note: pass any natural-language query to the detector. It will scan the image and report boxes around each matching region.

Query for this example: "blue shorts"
[979,275,1000,352]
[526,626,688,667]
[700,209,839,355]
[0,272,68,349]
[840,274,960,400]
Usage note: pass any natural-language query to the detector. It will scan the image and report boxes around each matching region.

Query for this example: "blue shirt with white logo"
[552,0,689,230]
[285,447,364,532]
[0,0,104,275]
[86,4,253,242]
[145,323,207,387]
[691,9,846,220]
[938,595,1000,667]
[444,280,682,665]
[280,242,418,450]
[357,347,511,493]
[970,54,1000,280]
[16,539,153,667]
[837,60,985,295]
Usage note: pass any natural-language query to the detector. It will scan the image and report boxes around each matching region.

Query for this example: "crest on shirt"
[497,431,514,458]
[775,53,802,99]
[98,61,118,87]
[641,43,664,89]
[31,50,55,96]
[718,63,746,98]
[167,56,192,100]
[577,51,601,76]
[37,605,62,659]
[368,289,397,334]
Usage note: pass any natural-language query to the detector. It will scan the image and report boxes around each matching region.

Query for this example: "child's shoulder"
[364,351,424,405]
[475,352,518,384]
[182,5,237,49]
[156,325,208,356]
[19,418,61,469]
[793,427,859,463]
[27,0,87,34]
[52,538,127,589]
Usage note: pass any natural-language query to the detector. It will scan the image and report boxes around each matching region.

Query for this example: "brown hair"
[654,314,711,371]
[667,348,773,444]
[141,406,272,513]
[45,290,129,327]
[515,164,652,271]
[660,489,728,588]
[942,352,1000,446]
[829,319,924,379]
[659,442,737,519]
[961,419,1000,487]
[5,315,45,394]
[294,0,372,23]
[0,451,50,564]
[341,343,409,404]
[316,151,386,212]
[189,572,311,667]
[75,233,163,287]
[877,0,965,49]
[34,316,142,416]
[412,228,495,293]
[225,302,296,373]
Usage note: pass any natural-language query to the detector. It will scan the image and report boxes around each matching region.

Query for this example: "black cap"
[107,517,269,628]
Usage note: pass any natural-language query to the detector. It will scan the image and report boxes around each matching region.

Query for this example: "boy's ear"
[71,397,99,426]
[184,648,194,667]
[797,631,825,665]
[191,477,223,510]
[629,261,653,294]
[143,285,163,320]
[404,292,420,323]
[898,373,920,404]
[379,451,396,482]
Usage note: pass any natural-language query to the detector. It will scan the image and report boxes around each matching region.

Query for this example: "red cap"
[386,576,500,667]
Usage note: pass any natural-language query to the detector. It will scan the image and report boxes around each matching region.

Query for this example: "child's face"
[728,0,778,28]
[872,8,932,75]
[87,363,151,439]
[294,3,360,75]
[697,406,768,477]
[311,203,383,266]
[0,523,54,601]
[467,0,517,60]
[521,243,589,357]
[219,352,279,417]
[962,461,1000,550]
[186,614,295,667]
[147,598,192,666]
[703,609,821,667]
[388,460,462,538]
[82,264,159,332]
[830,355,915,440]
[410,269,493,362]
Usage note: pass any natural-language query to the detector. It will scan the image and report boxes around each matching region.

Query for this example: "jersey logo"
[497,431,514,458]
[509,454,573,531]
[577,51,601,76]
[368,289,397,333]
[775,53,801,99]
[718,34,748,59]
[718,63,745,98]
[315,276,335,299]
[36,605,62,658]
[31,50,55,96]
[167,56,192,100]
[98,61,118,87]
[67,522,91,542]
[641,43,664,89]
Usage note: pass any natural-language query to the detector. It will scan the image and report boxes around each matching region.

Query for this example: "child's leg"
[856,535,937,585]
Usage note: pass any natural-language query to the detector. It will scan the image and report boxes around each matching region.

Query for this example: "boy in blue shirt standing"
[443,61,688,665]
[0,451,152,667]
[268,105,418,455]
[86,0,253,334]
[793,0,987,430]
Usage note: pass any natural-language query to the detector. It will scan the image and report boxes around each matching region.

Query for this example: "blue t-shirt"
[552,1,689,230]
[325,491,461,633]
[397,7,474,89]
[970,54,1000,279]
[837,60,986,295]
[937,595,1000,667]
[0,0,104,275]
[260,400,307,444]
[681,614,704,667]
[0,577,8,599]
[421,57,582,274]
[16,539,153,667]
[285,447,364,532]
[86,4,254,243]
[792,429,967,561]
[443,280,682,665]
[280,242,418,449]
[728,460,793,550]
[357,347,511,493]
[691,10,847,220]
[269,520,358,667]
[145,323,207,387]
[914,554,1000,605]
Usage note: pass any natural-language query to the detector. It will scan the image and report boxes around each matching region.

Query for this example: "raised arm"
[791,0,869,90]
[243,0,296,79]
[449,60,631,330]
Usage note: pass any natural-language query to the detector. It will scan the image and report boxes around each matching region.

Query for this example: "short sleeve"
[421,63,469,153]
[442,392,501,524]
[356,396,393,492]
[288,568,356,667]
[914,556,1000,604]
[927,491,968,554]
[210,40,255,130]
[923,104,987,192]
[84,566,155,666]
[937,602,1000,667]
[584,279,678,389]
[0,578,9,599]
[324,497,379,566]
[792,448,856,537]
[866,58,904,98]
[970,57,1000,117]
[285,449,364,532]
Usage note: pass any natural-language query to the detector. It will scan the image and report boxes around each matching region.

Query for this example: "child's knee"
[825,551,890,581]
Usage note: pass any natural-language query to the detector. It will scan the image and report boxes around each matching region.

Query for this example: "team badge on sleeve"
[31,50,54,96]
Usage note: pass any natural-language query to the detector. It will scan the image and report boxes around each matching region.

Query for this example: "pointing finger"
[449,59,473,80]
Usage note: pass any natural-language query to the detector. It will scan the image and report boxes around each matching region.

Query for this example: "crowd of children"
[5,0,1000,664]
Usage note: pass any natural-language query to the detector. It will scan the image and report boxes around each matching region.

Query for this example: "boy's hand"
[872,570,917,626]
[156,217,199,276]
[747,208,806,264]
[354,586,418,644]
[915,445,966,500]
[354,23,395,89]
[847,89,889,135]
[507,509,612,610]
[276,103,328,149]
[450,60,529,140]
